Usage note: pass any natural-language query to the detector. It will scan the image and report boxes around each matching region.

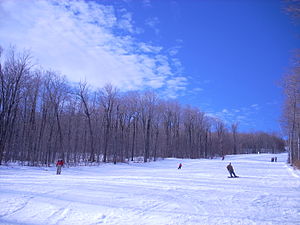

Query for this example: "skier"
[226,162,238,178]
[178,163,182,169]
[56,159,64,175]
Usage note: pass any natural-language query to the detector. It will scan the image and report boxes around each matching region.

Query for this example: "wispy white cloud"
[250,104,260,109]
[168,48,179,56]
[0,0,187,97]
[168,45,181,56]
[145,17,160,35]
[206,104,262,128]
[192,87,203,92]
[142,0,152,8]
[266,101,278,105]
[118,11,134,33]
[183,86,204,98]
[138,43,162,53]
[163,76,188,98]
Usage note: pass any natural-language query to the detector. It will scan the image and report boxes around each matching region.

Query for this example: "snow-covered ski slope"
[1,153,300,225]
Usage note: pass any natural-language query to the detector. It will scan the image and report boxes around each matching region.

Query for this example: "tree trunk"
[144,118,151,162]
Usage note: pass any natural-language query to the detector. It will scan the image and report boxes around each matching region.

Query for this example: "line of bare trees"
[282,56,300,166]
[281,0,300,167]
[0,47,285,166]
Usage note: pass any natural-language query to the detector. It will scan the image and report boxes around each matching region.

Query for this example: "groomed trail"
[0,153,300,225]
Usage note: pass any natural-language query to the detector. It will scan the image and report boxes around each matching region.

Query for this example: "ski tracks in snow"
[1,153,300,225]
[0,195,34,219]
[46,204,71,224]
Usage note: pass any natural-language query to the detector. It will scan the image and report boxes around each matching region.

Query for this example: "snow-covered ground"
[1,153,300,225]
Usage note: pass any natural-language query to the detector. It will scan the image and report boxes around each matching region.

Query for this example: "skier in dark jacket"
[178,163,182,169]
[56,159,64,175]
[226,162,238,178]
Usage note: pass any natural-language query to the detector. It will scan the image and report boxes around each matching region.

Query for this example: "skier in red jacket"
[56,159,64,175]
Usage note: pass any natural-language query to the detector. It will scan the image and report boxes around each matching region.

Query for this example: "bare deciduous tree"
[0,47,286,166]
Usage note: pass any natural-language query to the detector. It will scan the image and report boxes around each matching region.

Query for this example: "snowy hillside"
[0,153,300,225]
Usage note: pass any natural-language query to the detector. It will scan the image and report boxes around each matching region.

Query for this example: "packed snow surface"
[1,153,300,225]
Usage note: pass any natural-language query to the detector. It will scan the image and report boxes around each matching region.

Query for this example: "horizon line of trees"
[0,47,285,166]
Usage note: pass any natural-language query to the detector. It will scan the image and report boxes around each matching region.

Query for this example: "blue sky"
[0,0,299,133]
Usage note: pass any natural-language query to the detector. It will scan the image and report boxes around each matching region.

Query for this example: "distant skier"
[226,162,238,178]
[56,159,64,175]
[274,157,277,162]
[178,163,182,169]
